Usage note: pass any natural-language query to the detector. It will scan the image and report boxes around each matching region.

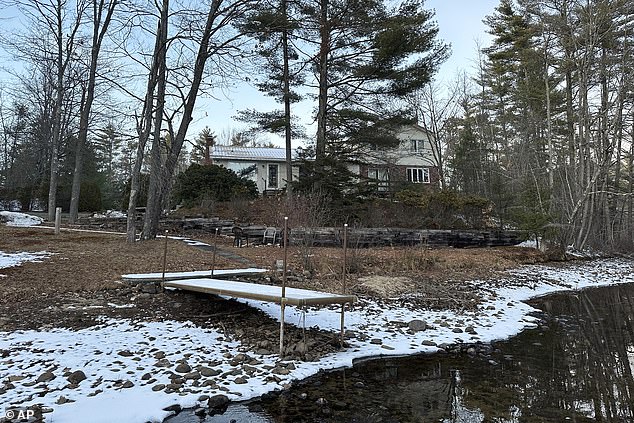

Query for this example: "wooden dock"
[164,278,356,307]
[122,268,356,356]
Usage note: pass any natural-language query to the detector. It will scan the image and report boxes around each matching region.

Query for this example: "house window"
[368,167,389,191]
[407,167,430,184]
[268,164,278,189]
[408,139,424,152]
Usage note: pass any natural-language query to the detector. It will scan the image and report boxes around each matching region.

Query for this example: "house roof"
[212,146,288,161]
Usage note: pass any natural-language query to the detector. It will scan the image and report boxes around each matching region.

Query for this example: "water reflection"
[169,283,634,422]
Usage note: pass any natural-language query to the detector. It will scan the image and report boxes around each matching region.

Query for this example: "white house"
[350,124,440,192]
[210,125,437,195]
[211,146,299,194]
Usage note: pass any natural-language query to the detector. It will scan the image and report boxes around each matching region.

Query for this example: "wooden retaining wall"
[75,216,524,248]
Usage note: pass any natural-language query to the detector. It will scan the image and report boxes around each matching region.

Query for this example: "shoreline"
[2,251,634,422]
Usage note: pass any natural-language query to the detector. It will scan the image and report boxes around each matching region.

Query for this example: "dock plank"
[121,268,268,282]
[165,278,357,307]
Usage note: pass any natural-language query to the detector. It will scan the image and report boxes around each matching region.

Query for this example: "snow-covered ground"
[1,252,634,423]
[0,211,43,227]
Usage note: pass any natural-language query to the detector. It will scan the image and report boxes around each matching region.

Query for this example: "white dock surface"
[121,268,267,282]
[165,278,357,306]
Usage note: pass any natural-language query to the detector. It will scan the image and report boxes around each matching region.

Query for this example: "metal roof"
[212,146,288,161]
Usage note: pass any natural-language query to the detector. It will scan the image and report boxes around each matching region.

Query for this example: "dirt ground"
[0,224,549,359]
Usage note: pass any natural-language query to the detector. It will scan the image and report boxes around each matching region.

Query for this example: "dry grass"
[1,225,548,311]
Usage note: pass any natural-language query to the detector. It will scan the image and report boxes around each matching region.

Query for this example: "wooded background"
[0,0,632,252]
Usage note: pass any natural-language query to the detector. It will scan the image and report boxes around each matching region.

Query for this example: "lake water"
[169,282,634,422]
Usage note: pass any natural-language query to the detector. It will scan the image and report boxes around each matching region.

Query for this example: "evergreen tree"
[190,127,216,165]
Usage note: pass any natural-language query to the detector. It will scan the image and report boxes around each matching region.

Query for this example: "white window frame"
[407,167,430,184]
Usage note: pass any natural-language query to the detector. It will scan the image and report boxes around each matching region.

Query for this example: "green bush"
[174,164,258,208]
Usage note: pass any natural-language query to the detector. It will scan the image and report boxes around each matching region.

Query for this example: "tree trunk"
[282,0,293,197]
[315,0,329,162]
[47,0,65,222]
[126,0,168,243]
[142,0,223,239]
[69,0,118,224]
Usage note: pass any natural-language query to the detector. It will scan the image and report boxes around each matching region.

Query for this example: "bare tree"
[406,77,463,189]
[68,0,119,223]
[139,0,257,240]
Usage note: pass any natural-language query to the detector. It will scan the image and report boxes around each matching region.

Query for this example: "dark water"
[169,282,634,422]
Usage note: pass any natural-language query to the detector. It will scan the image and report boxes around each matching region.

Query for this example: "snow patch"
[0,211,43,227]
[0,251,49,269]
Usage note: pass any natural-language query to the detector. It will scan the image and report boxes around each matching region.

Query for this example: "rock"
[272,367,290,375]
[163,404,181,414]
[152,384,165,392]
[207,394,229,409]
[380,345,395,350]
[198,395,209,402]
[141,373,151,381]
[121,380,134,388]
[354,381,364,388]
[452,328,464,333]
[141,284,159,294]
[370,338,382,345]
[421,340,437,347]
[184,372,201,380]
[67,370,87,385]
[234,377,248,384]
[118,350,134,357]
[175,363,191,373]
[408,319,427,332]
[194,407,206,417]
[202,380,218,388]
[199,367,221,377]
[465,326,477,335]
[8,375,25,382]
[56,396,71,405]
[316,397,328,406]
[154,351,166,359]
[154,359,171,368]
[37,372,56,383]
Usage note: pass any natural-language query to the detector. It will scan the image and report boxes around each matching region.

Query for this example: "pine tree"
[190,127,216,165]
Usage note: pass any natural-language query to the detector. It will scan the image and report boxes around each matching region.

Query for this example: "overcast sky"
[192,0,500,146]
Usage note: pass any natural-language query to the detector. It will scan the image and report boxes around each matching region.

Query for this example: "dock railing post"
[280,216,288,356]
[343,223,348,293]
[161,230,168,293]
[211,228,219,277]
[341,223,348,348]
